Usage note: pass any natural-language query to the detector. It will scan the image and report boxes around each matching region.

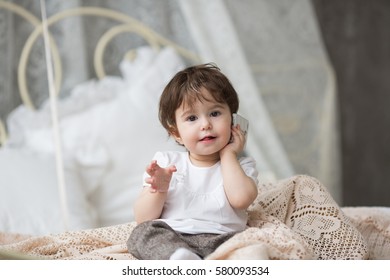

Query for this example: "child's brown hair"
[159,63,239,136]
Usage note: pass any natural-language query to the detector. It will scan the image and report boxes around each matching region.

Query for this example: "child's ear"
[169,126,183,145]
[173,135,183,145]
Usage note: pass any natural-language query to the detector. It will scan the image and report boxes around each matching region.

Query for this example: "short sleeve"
[239,156,259,186]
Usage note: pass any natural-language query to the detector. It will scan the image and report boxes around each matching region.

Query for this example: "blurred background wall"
[312,0,390,206]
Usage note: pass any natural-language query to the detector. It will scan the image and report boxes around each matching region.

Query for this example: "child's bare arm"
[220,125,258,209]
[220,153,258,209]
[133,188,167,224]
[133,161,176,224]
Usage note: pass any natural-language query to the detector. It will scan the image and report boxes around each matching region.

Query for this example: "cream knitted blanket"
[1,175,389,260]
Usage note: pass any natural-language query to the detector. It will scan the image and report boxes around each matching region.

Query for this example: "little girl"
[127,63,259,260]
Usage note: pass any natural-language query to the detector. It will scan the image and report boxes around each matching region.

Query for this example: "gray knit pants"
[127,220,237,260]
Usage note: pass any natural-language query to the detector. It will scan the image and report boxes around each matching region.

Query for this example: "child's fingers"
[146,160,158,175]
[233,124,244,134]
[168,165,177,173]
[231,126,242,140]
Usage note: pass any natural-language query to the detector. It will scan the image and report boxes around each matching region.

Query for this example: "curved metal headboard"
[0,2,200,146]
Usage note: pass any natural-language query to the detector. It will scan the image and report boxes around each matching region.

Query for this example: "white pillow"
[6,76,123,148]
[0,147,97,235]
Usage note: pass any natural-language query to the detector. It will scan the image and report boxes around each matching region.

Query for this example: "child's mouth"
[200,136,216,142]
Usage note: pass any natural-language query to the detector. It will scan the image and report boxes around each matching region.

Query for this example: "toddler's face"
[173,88,232,165]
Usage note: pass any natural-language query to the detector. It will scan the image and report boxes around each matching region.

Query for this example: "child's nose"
[201,118,212,130]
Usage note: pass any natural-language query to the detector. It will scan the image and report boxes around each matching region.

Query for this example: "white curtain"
[179,0,295,181]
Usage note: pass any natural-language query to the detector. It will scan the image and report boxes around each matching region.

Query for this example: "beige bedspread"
[1,175,389,260]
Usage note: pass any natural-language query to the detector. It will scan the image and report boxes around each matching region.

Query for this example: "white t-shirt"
[143,151,259,234]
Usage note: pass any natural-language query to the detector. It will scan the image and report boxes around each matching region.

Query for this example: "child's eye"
[187,115,197,122]
[210,111,221,117]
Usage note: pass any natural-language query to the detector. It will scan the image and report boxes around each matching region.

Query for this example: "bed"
[0,3,389,260]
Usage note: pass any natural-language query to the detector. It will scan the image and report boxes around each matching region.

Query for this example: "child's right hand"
[145,160,177,193]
